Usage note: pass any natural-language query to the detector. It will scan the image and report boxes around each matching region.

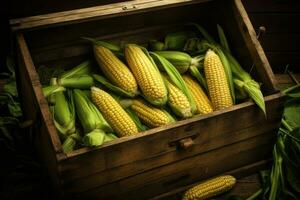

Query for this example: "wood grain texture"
[15,33,65,197]
[10,0,213,31]
[16,33,63,155]
[151,161,268,200]
[232,0,278,94]
[59,93,283,186]
[75,132,274,199]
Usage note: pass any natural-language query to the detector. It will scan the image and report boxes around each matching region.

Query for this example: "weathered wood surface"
[242,0,300,73]
[151,161,267,200]
[75,133,274,199]
[15,33,65,197]
[10,0,213,31]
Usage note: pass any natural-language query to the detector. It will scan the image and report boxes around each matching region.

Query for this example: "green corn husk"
[189,65,208,91]
[103,133,118,143]
[93,74,137,97]
[57,75,94,89]
[62,132,82,153]
[125,107,149,131]
[60,60,92,79]
[150,52,197,114]
[82,129,109,147]
[50,89,76,139]
[217,24,231,53]
[82,37,124,60]
[153,51,203,73]
[164,31,196,50]
[73,89,113,133]
[82,37,122,52]
[148,40,166,51]
[43,85,66,98]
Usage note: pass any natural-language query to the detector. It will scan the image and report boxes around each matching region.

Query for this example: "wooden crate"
[10,0,284,199]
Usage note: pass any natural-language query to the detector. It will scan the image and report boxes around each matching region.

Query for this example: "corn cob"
[163,75,192,118]
[125,45,167,106]
[50,86,76,138]
[73,89,112,133]
[182,175,236,200]
[57,75,94,89]
[91,87,138,137]
[183,75,213,114]
[204,50,233,110]
[94,45,138,96]
[60,60,92,79]
[131,99,175,128]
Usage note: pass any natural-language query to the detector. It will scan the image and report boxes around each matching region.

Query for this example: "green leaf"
[3,81,18,97]
[125,108,148,132]
[217,24,231,53]
[189,65,207,91]
[43,85,66,98]
[244,82,266,115]
[187,23,216,44]
[164,31,195,50]
[286,165,300,193]
[282,84,300,98]
[60,60,92,79]
[82,37,122,52]
[93,74,137,98]
[283,98,300,130]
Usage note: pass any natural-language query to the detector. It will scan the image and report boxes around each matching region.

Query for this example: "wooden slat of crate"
[76,132,274,199]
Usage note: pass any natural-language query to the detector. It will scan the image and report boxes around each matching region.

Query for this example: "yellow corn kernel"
[125,45,167,106]
[182,175,236,200]
[91,87,138,137]
[94,45,138,95]
[204,50,233,110]
[164,76,192,118]
[131,99,173,128]
[183,75,213,114]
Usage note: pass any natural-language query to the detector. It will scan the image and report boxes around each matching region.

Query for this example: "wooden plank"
[8,0,125,18]
[62,115,280,193]
[24,4,214,50]
[232,0,278,94]
[10,0,213,31]
[15,33,65,197]
[248,13,300,34]
[151,161,268,200]
[275,73,300,85]
[15,33,63,154]
[76,132,275,199]
[58,93,283,183]
[242,0,300,13]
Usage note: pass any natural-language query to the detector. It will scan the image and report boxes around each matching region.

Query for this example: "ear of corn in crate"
[40,23,265,153]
